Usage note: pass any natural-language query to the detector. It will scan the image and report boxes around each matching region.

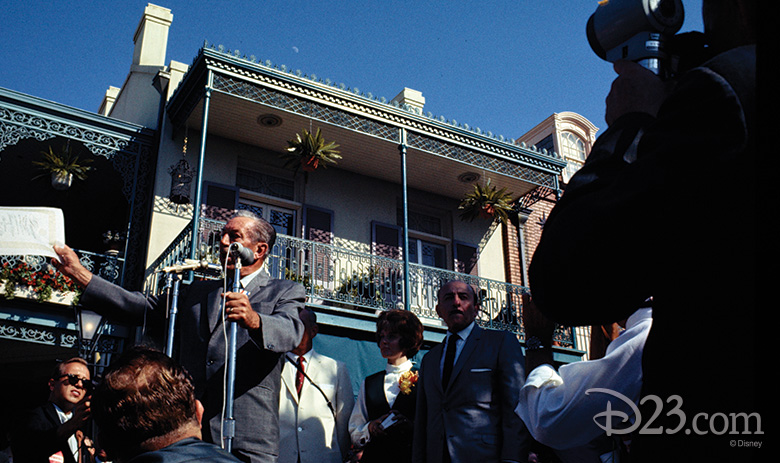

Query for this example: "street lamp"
[74,308,105,361]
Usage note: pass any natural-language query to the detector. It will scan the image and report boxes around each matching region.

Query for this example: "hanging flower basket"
[51,171,74,191]
[301,155,319,172]
[281,128,341,173]
[32,143,93,190]
[458,179,515,224]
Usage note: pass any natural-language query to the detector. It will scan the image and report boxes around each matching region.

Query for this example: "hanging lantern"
[168,158,194,205]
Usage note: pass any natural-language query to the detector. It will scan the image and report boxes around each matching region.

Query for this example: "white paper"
[0,207,65,259]
[380,412,398,429]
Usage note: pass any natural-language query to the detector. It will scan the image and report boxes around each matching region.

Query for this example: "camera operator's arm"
[605,60,671,126]
[522,294,555,375]
[529,49,753,326]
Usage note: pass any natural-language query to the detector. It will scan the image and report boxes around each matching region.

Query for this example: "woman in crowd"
[348,309,424,463]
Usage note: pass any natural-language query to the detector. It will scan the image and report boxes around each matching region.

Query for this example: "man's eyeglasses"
[57,374,93,391]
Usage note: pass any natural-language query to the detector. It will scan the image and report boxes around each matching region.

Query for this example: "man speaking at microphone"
[52,210,305,463]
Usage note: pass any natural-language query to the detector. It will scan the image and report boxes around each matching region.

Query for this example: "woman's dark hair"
[376,309,424,358]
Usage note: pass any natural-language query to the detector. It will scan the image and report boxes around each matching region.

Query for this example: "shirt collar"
[239,266,268,288]
[287,349,313,363]
[386,359,413,374]
[449,320,476,341]
[52,403,72,421]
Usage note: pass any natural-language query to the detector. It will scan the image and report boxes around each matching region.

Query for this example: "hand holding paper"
[0,207,65,260]
[51,243,93,288]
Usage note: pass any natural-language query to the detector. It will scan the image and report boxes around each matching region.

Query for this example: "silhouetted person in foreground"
[529,1,758,461]
[92,346,240,463]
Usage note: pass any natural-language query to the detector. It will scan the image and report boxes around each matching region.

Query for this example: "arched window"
[560,132,586,183]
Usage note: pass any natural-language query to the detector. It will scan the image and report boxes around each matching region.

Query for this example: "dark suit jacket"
[412,324,530,463]
[11,402,79,463]
[125,437,240,463]
[81,270,305,463]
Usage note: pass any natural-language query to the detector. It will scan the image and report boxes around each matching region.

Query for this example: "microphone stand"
[223,251,241,453]
[159,260,222,358]
[163,271,181,357]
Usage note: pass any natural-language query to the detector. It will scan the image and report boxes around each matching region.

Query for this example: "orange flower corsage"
[399,370,419,395]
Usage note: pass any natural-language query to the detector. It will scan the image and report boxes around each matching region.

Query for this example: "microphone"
[229,242,256,266]
[161,259,223,274]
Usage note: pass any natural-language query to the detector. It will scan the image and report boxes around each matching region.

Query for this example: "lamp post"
[75,308,105,362]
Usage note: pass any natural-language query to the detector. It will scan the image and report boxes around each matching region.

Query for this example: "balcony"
[1,250,125,301]
[144,218,577,349]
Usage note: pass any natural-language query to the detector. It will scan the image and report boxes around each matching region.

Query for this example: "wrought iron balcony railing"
[143,218,575,347]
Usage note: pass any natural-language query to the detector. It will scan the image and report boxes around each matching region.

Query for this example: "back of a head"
[93,346,198,461]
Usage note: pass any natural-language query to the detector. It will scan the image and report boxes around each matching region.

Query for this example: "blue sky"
[1,0,703,142]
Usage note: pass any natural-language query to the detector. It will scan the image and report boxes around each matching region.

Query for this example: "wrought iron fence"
[142,218,574,347]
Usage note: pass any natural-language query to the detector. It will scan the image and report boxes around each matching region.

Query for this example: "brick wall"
[503,199,556,289]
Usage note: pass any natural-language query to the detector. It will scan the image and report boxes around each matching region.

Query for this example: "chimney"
[132,4,173,68]
[391,88,425,114]
[98,86,121,116]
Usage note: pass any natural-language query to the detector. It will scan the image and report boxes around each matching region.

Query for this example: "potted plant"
[458,179,515,224]
[102,230,127,255]
[32,143,93,190]
[281,128,341,173]
[335,268,386,309]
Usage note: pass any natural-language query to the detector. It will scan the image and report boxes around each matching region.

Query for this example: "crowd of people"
[4,0,759,461]
[9,274,544,463]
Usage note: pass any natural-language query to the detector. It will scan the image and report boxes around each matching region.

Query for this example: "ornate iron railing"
[143,218,575,347]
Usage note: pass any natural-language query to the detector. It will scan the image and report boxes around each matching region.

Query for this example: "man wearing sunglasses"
[11,357,95,463]
[52,211,305,463]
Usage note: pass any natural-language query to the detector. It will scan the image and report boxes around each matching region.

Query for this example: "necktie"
[296,355,305,396]
[442,333,458,389]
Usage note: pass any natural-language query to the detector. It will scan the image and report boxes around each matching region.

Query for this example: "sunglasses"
[57,374,93,391]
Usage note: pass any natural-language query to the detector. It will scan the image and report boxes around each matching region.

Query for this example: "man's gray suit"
[412,324,530,463]
[80,270,305,463]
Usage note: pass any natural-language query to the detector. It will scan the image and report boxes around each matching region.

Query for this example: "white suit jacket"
[278,350,355,463]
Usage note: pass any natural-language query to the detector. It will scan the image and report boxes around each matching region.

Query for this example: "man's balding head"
[92,347,203,462]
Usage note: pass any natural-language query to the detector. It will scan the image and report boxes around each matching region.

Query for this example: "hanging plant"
[458,179,515,224]
[281,128,341,172]
[32,143,93,190]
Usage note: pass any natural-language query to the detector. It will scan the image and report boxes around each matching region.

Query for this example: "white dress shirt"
[234,266,268,293]
[515,308,652,450]
[348,359,413,447]
[53,403,79,462]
